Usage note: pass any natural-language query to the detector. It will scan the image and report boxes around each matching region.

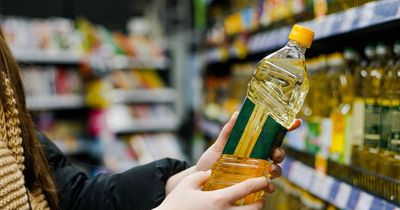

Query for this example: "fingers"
[288,119,302,131]
[264,182,275,194]
[270,147,286,163]
[183,170,211,188]
[218,177,270,203]
[269,164,282,179]
[212,111,239,152]
[230,200,264,210]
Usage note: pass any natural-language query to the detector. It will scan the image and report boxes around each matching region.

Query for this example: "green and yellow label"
[222,97,287,160]
[363,100,380,148]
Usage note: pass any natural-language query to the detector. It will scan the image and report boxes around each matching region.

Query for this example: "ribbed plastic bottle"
[203,25,315,205]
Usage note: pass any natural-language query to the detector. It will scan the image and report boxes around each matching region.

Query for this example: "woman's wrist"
[165,166,197,194]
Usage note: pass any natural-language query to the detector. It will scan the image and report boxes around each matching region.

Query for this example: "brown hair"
[0,32,58,209]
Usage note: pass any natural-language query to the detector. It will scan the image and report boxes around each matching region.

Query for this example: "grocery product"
[203,24,314,204]
[327,53,354,163]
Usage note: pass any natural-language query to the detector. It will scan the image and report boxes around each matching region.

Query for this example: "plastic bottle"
[388,41,400,154]
[364,43,389,148]
[327,53,354,163]
[203,25,314,204]
[364,43,390,172]
[387,41,400,179]
[351,46,370,168]
[342,48,359,164]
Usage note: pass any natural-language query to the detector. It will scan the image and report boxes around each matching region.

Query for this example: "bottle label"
[352,99,364,146]
[363,101,380,147]
[306,119,321,155]
[331,114,345,161]
[380,105,392,149]
[222,97,287,160]
[389,106,400,152]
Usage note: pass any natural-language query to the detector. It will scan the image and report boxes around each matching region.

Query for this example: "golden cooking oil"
[203,25,314,205]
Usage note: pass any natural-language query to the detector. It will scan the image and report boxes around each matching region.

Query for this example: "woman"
[0,31,300,210]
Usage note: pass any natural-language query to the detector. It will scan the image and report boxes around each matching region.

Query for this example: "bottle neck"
[288,40,307,55]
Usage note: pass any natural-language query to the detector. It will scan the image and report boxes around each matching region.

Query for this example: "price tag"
[309,172,324,195]
[373,0,399,23]
[355,192,373,210]
[263,32,273,51]
[340,8,357,32]
[278,27,290,44]
[333,182,352,209]
[358,2,375,28]
[318,15,336,38]
[312,18,324,39]
[288,162,314,189]
[369,197,385,210]
[330,13,344,35]
[255,34,263,51]
[328,180,340,203]
[262,33,270,51]
[320,176,335,200]
[281,158,293,178]
[268,30,279,49]
[309,173,334,199]
[347,188,361,209]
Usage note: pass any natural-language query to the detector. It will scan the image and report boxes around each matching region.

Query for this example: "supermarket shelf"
[88,55,169,71]
[13,50,168,70]
[283,147,400,209]
[108,88,177,104]
[206,0,400,64]
[110,118,181,133]
[27,95,86,110]
[14,51,82,65]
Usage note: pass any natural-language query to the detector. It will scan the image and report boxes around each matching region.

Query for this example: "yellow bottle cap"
[288,24,315,48]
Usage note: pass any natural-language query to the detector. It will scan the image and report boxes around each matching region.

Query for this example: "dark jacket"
[37,132,188,210]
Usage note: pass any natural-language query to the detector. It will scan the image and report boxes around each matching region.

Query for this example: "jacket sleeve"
[37,132,189,210]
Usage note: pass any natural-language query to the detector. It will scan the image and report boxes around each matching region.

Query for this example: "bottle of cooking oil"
[351,46,370,168]
[364,43,389,172]
[343,48,359,164]
[305,55,329,155]
[388,41,400,154]
[327,52,354,163]
[203,25,314,204]
[386,41,400,179]
[376,43,395,177]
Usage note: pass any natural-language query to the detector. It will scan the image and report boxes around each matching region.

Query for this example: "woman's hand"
[156,171,272,210]
[196,112,301,179]
[165,112,301,195]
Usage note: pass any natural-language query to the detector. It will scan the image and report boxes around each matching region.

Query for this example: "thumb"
[218,177,269,203]
[182,170,211,188]
[211,111,239,152]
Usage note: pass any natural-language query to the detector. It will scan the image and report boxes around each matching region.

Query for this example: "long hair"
[0,31,58,209]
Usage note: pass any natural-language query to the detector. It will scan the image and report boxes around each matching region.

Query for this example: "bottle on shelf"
[351,46,370,168]
[327,52,354,164]
[306,56,333,157]
[202,24,314,205]
[363,43,390,172]
[384,41,400,179]
[342,48,360,164]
